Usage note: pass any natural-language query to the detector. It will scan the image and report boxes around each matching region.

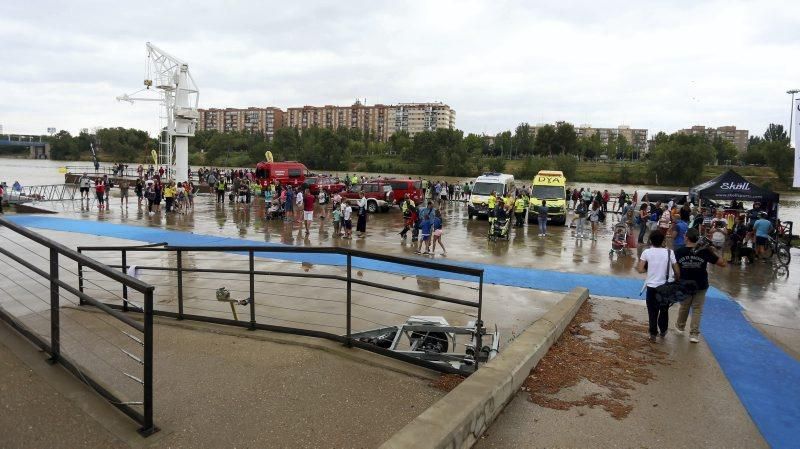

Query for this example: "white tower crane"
[117,42,199,183]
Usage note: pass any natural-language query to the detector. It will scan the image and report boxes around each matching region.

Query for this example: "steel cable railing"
[77,243,485,375]
[0,218,157,436]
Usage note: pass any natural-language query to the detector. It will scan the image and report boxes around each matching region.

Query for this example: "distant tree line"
[38,122,794,187]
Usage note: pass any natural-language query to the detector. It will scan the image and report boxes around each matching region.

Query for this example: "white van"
[468,172,515,219]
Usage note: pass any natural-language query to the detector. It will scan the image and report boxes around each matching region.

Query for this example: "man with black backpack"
[674,228,726,343]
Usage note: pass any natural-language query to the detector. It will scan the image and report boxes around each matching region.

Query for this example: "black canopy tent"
[690,169,779,216]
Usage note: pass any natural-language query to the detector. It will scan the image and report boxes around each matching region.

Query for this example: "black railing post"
[249,250,256,330]
[77,249,84,305]
[122,250,128,312]
[139,288,157,436]
[176,250,183,320]
[475,272,484,370]
[49,248,60,363]
[346,254,352,347]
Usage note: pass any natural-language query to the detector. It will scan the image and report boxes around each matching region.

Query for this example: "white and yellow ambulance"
[528,170,567,225]
[467,172,515,219]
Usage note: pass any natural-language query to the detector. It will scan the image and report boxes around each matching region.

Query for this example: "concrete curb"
[379,287,589,449]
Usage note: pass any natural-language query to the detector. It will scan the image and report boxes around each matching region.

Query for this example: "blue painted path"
[6,215,799,449]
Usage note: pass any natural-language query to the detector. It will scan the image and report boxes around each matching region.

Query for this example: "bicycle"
[761,234,791,267]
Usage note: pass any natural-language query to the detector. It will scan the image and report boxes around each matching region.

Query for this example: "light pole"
[788,89,800,140]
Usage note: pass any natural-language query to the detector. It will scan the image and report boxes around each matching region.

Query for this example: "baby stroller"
[265,200,285,220]
[489,217,511,241]
[609,222,629,258]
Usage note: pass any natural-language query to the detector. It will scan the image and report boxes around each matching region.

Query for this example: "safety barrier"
[0,217,157,436]
[77,243,486,375]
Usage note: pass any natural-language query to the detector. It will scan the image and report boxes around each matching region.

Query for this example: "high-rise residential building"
[198,107,284,140]
[284,101,394,141]
[285,101,456,141]
[679,125,748,154]
[388,103,456,138]
[532,123,649,153]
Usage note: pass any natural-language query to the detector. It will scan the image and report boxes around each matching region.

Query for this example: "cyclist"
[752,212,773,262]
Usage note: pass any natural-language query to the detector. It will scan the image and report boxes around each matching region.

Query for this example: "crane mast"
[117,42,199,183]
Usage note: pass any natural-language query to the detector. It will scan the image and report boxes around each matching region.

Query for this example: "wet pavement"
[29,193,800,337]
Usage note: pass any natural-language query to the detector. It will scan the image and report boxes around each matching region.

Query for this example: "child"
[342,202,353,238]
[417,210,433,254]
[431,209,446,256]
[332,203,342,236]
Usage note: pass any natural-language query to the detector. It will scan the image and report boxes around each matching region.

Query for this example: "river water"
[2,158,799,225]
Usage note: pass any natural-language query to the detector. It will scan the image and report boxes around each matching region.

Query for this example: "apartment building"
[284,101,456,141]
[284,101,395,141]
[680,125,749,154]
[389,103,457,138]
[532,123,649,153]
[198,107,284,140]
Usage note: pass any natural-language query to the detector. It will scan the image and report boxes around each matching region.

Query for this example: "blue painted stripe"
[5,215,798,448]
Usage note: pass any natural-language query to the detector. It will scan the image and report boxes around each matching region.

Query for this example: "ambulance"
[528,170,567,225]
[467,172,515,219]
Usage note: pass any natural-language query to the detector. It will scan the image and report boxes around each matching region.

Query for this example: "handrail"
[0,218,157,435]
[0,247,144,332]
[77,243,484,277]
[0,217,153,293]
[78,242,485,375]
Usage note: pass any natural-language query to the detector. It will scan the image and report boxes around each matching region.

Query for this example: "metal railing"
[77,243,486,375]
[64,165,142,179]
[6,183,81,203]
[0,217,158,436]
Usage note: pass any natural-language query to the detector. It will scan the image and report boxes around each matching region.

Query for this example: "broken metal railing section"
[76,244,486,375]
[0,217,158,436]
[6,184,80,203]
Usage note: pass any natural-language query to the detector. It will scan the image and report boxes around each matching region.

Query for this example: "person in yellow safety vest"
[351,175,358,185]
[401,195,415,214]
[514,196,526,227]
[163,181,176,213]
[487,191,497,222]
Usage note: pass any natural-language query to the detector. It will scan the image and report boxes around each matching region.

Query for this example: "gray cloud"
[1,0,799,138]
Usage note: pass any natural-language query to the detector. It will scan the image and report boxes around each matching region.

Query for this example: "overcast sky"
[2,0,799,139]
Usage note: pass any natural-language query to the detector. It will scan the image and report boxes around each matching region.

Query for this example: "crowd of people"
[607,190,780,265]
[75,171,196,215]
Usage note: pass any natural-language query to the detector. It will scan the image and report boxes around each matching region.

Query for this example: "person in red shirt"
[95,177,105,210]
[602,189,610,213]
[302,187,316,234]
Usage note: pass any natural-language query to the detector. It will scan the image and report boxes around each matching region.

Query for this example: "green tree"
[388,131,411,156]
[494,130,512,158]
[486,156,508,173]
[514,156,551,179]
[763,123,789,144]
[647,134,714,185]
[272,127,301,161]
[758,140,794,183]
[615,134,633,160]
[553,122,578,155]
[533,124,556,156]
[578,134,603,160]
[512,123,535,156]
[747,135,763,151]
[463,133,484,157]
[711,136,738,164]
[95,127,154,162]
[49,130,78,160]
[553,154,578,180]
